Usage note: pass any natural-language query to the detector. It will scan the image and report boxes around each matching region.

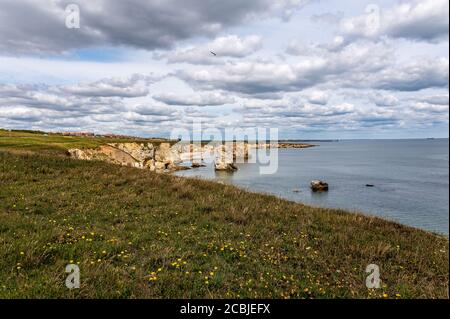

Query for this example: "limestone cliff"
[68,141,314,173]
[68,142,250,173]
[68,142,182,173]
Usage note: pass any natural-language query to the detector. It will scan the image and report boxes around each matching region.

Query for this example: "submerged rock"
[310,180,329,192]
[173,165,191,171]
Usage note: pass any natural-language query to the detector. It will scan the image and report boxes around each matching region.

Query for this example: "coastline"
[1,149,448,298]
[65,141,317,173]
[175,139,449,235]
[178,173,449,238]
[0,130,448,298]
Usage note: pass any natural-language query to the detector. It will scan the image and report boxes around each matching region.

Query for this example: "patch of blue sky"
[68,47,130,62]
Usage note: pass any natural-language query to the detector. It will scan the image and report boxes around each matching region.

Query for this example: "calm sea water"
[175,139,449,235]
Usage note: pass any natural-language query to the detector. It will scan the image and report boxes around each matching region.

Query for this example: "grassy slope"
[0,132,448,299]
[0,129,173,155]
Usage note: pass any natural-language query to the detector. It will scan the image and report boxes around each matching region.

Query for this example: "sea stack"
[311,180,329,192]
[214,144,238,172]
[214,161,238,171]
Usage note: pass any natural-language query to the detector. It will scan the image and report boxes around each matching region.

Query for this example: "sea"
[175,139,449,235]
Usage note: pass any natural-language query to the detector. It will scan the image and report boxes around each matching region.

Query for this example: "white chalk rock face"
[154,161,167,172]
[68,148,88,160]
[154,143,181,165]
[109,143,154,163]
[214,145,238,171]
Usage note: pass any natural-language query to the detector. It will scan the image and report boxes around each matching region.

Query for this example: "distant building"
[62,132,96,137]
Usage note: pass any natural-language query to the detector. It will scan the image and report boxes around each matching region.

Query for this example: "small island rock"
[311,180,329,192]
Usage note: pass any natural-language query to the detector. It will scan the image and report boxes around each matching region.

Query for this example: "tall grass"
[0,135,448,299]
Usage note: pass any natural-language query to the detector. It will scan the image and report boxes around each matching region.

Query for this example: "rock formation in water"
[310,180,329,192]
[214,145,238,172]
[214,161,238,171]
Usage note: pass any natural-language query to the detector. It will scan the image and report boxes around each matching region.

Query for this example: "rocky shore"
[277,143,315,149]
[68,142,315,173]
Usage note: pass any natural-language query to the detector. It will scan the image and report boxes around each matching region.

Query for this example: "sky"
[0,0,448,139]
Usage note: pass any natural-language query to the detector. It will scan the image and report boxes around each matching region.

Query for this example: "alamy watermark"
[65,4,80,29]
[65,264,80,289]
[365,264,381,289]
[365,4,381,35]
[64,261,382,290]
[170,121,279,175]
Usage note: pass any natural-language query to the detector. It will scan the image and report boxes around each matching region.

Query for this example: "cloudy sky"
[0,0,448,139]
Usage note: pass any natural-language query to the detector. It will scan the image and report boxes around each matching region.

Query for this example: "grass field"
[0,130,448,298]
[0,129,173,155]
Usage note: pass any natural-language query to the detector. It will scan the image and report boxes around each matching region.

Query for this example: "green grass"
[0,132,448,299]
[0,129,174,156]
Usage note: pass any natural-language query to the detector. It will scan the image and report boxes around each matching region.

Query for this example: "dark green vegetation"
[0,130,448,298]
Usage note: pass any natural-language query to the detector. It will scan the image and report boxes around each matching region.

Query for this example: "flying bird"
[210,51,217,56]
